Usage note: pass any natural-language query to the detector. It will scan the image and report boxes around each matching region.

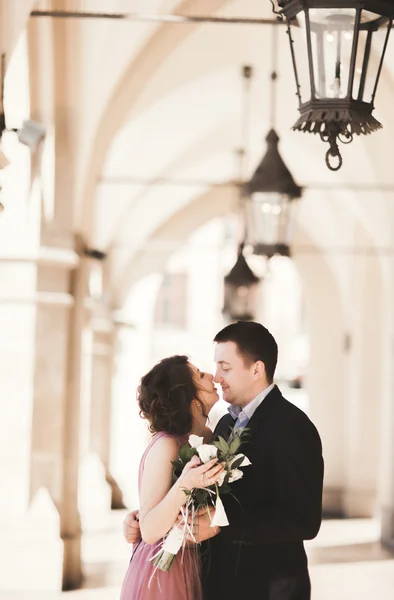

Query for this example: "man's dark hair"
[214,321,278,383]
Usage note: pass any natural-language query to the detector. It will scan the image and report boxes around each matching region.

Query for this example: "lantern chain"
[239,65,252,182]
[320,123,354,172]
[238,65,253,247]
[270,23,279,129]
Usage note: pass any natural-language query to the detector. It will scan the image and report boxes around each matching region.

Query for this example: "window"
[154,272,187,329]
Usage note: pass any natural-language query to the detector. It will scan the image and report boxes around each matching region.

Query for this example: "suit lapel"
[247,384,281,435]
[213,385,281,442]
[239,385,282,456]
[213,413,235,441]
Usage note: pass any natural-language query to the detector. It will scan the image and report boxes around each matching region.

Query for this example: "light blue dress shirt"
[228,383,275,428]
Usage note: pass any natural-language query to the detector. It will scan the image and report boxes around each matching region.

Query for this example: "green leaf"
[229,456,244,470]
[171,458,185,478]
[179,444,196,463]
[190,488,214,509]
[213,436,230,454]
[229,437,241,454]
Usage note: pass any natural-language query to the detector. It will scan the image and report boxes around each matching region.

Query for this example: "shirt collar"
[227,383,275,421]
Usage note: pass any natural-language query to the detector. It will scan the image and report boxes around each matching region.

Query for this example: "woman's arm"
[139,436,223,544]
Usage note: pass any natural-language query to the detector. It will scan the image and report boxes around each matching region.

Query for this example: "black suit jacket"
[202,385,324,600]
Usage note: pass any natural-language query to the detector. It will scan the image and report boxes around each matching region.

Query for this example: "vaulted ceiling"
[7,1,394,306]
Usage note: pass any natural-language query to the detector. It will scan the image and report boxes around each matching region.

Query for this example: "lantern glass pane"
[307,9,356,99]
[224,281,258,321]
[353,11,387,103]
[247,192,287,246]
[281,199,298,247]
[291,12,313,105]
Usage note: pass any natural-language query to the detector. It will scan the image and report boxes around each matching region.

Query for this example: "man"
[124,321,324,600]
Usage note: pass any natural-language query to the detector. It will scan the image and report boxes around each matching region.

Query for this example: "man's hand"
[123,510,141,544]
[176,507,221,543]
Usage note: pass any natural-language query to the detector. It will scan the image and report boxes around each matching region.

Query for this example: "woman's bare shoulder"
[145,434,180,465]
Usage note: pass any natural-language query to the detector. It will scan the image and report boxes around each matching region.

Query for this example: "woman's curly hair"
[137,355,198,435]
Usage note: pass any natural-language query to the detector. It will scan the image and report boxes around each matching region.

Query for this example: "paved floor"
[1,505,394,600]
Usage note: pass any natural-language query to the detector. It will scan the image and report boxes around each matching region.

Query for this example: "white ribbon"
[211,494,229,527]
[161,525,184,554]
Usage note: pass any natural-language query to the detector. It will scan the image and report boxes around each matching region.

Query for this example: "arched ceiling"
[15,1,394,307]
[1,0,36,61]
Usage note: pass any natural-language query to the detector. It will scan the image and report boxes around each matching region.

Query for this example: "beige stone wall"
[2,0,394,590]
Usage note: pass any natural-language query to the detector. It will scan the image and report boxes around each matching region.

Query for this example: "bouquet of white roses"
[150,425,251,572]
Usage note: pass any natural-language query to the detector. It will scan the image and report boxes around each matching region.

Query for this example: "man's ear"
[253,360,266,380]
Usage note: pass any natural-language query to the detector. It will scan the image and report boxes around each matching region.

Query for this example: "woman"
[120,355,223,600]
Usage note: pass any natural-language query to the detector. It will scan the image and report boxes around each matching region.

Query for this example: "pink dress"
[120,432,202,600]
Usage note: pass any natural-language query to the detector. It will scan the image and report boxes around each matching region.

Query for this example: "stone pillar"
[379,324,394,548]
[89,317,125,509]
[377,263,394,547]
[296,249,347,517]
[110,275,161,508]
[0,260,36,521]
[0,37,36,528]
[62,253,88,590]
[30,247,88,590]
[27,10,86,589]
[343,238,383,517]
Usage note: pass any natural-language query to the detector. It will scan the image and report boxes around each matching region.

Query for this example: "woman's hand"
[180,455,224,491]
[123,510,141,544]
[176,509,220,543]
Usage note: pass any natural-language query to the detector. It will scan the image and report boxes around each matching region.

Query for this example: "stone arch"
[78,0,232,235]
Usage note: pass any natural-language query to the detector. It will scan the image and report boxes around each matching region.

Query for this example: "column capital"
[0,246,79,268]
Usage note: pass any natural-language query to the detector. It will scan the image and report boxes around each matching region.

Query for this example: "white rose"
[228,469,243,483]
[188,434,204,449]
[228,453,251,468]
[197,444,218,463]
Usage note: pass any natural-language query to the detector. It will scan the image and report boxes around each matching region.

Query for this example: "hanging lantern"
[243,128,302,259]
[278,0,394,170]
[223,245,261,322]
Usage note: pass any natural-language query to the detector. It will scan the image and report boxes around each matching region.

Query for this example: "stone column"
[0,260,36,521]
[30,245,88,590]
[26,8,88,588]
[89,316,125,509]
[378,264,394,547]
[63,252,89,589]
[342,236,383,517]
[379,327,394,548]
[296,249,347,517]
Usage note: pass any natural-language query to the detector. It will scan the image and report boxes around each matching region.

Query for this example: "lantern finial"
[245,128,302,198]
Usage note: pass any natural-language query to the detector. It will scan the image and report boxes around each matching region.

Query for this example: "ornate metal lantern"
[243,128,302,258]
[223,244,261,322]
[278,0,394,170]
